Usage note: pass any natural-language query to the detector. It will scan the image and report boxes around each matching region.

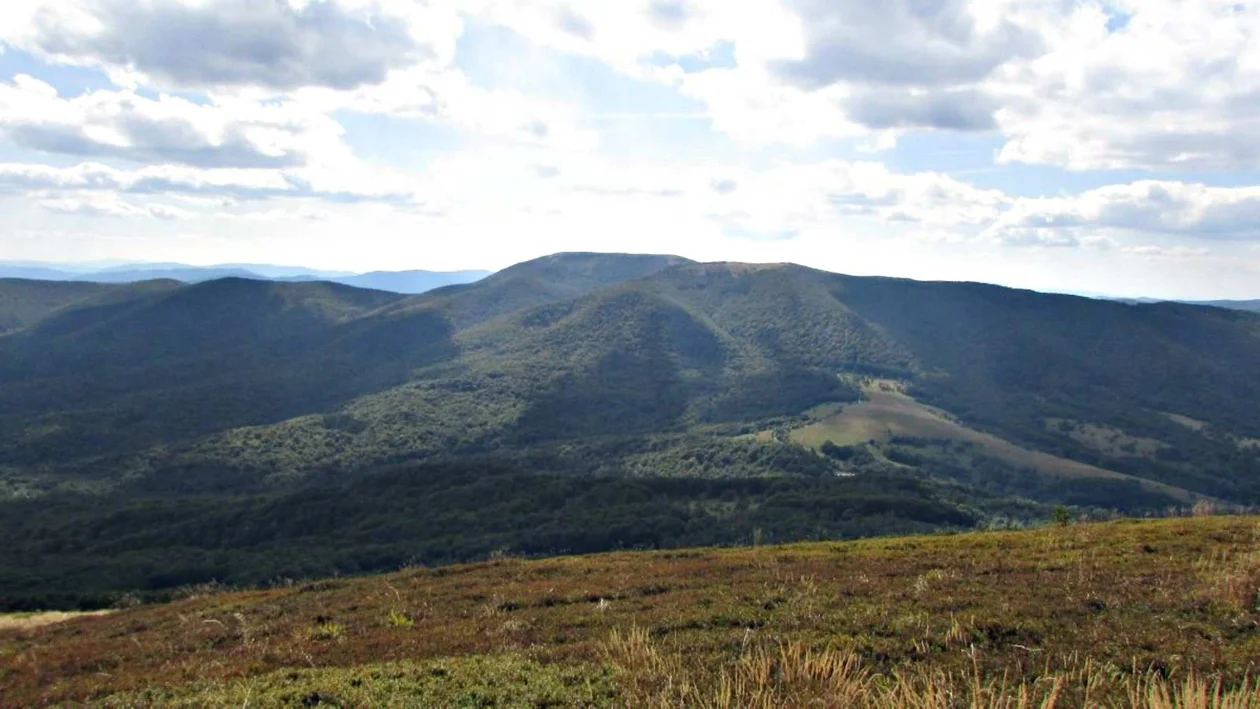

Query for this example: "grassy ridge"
[2,516,1257,706]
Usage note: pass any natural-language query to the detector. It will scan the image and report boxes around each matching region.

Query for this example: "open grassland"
[791,381,1195,502]
[1,517,1258,707]
[1165,413,1210,432]
[1044,419,1169,459]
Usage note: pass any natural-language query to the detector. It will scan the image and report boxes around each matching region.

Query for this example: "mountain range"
[0,261,491,295]
[2,251,1259,608]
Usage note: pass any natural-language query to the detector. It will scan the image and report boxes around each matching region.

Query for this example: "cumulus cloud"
[469,0,1260,167]
[992,1,1260,170]
[469,0,1028,137]
[990,182,1260,245]
[0,75,348,168]
[771,0,1042,88]
[2,2,588,151]
[5,0,456,92]
[15,1,1245,170]
[845,88,998,131]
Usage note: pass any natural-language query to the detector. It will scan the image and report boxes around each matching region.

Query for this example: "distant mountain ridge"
[1192,299,1260,314]
[0,261,491,295]
[1113,296,1260,313]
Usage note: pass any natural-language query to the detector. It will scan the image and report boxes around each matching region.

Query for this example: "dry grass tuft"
[1129,674,1260,709]
[603,630,1258,709]
[1197,524,1260,614]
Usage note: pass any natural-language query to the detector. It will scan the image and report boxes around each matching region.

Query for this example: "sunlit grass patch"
[101,655,618,708]
[0,610,111,631]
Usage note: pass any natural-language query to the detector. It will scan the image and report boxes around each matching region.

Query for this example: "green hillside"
[0,279,132,334]
[2,253,1260,606]
[0,278,424,465]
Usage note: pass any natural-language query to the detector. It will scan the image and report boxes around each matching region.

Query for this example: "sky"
[1,1,1259,298]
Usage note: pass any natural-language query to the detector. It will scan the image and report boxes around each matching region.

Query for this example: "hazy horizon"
[7,251,1259,303]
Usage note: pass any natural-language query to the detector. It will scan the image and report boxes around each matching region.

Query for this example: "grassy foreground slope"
[2,517,1257,707]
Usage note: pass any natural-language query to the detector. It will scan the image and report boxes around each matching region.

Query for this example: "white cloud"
[992,0,1260,170]
[0,75,350,168]
[990,182,1260,245]
[3,0,459,92]
[468,0,1028,141]
[772,0,1042,89]
[38,194,193,219]
[469,0,1260,167]
[1,1,592,151]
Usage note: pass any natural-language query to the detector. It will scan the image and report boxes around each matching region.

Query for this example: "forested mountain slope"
[4,255,1260,499]
[0,279,126,334]
[3,253,1260,605]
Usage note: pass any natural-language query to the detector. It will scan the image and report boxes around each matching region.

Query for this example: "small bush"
[307,621,344,641]
[386,608,414,628]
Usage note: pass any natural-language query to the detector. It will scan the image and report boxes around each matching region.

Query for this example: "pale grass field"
[0,610,111,632]
[788,380,1194,502]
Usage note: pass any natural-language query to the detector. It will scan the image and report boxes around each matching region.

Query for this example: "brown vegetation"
[1,517,1258,706]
